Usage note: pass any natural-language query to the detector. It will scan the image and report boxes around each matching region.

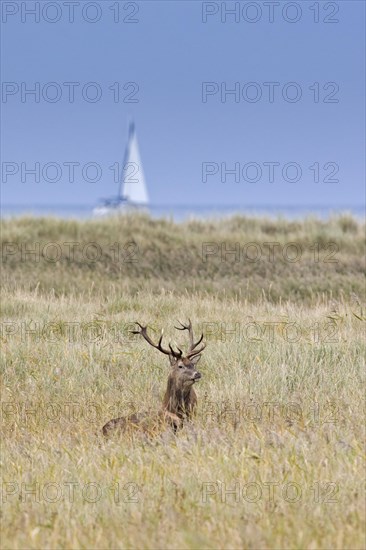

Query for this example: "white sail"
[120,123,149,205]
[93,120,149,216]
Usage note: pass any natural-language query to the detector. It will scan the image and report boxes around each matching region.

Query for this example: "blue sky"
[1,0,365,207]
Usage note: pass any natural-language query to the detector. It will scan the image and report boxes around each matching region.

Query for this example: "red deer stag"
[102,320,205,437]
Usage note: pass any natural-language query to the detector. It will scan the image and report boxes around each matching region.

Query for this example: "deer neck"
[162,377,196,420]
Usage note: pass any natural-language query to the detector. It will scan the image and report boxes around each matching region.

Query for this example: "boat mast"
[119,120,135,200]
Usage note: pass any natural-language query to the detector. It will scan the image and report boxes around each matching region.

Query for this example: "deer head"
[131,320,206,420]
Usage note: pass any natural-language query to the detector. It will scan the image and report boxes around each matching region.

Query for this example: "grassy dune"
[1,212,364,301]
[1,214,365,549]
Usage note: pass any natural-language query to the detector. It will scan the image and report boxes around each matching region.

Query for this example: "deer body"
[102,321,205,437]
[102,410,182,437]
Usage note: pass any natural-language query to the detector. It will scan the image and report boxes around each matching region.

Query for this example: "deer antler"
[131,323,182,359]
[175,318,206,358]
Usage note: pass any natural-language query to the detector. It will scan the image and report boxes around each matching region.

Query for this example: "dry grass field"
[1,213,365,549]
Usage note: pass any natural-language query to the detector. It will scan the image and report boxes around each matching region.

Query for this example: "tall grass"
[1,213,364,302]
[1,214,365,549]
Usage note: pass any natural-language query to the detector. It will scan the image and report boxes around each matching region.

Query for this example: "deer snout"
[192,371,202,381]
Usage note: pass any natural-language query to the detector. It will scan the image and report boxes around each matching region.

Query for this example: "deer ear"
[191,354,201,365]
[168,355,176,367]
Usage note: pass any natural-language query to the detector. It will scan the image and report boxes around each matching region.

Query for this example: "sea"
[1,204,365,222]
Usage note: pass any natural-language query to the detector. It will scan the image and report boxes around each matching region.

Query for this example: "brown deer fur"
[102,320,205,437]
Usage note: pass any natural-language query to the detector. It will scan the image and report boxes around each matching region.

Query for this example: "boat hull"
[92,202,149,217]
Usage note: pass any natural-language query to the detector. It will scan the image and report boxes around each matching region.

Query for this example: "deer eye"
[178,364,184,369]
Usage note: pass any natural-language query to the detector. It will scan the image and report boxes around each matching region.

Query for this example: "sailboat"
[93,121,149,216]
